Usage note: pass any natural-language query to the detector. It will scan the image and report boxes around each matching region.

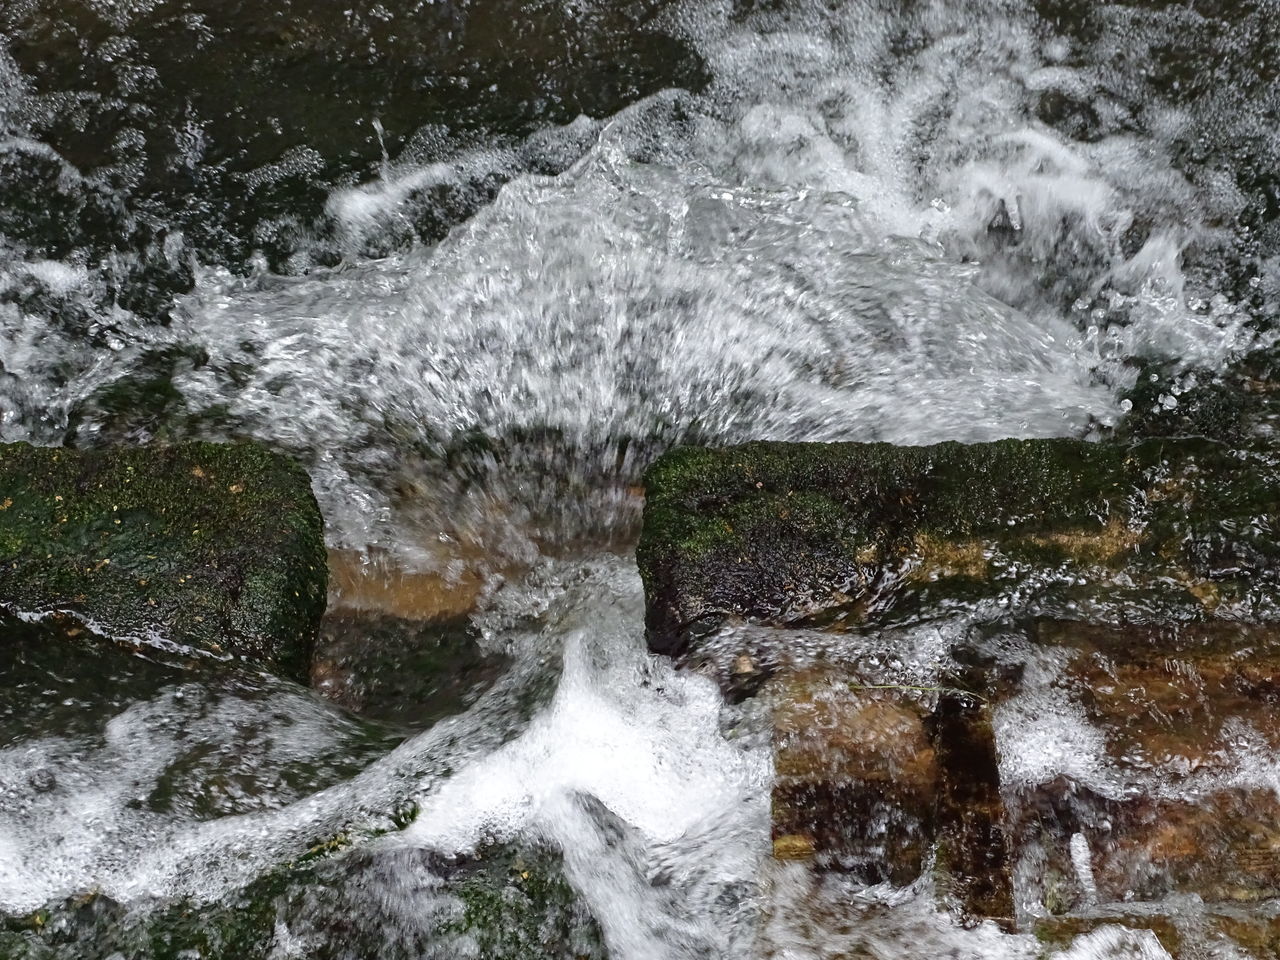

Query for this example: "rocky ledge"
[639,437,1280,956]
[639,437,1280,658]
[0,441,326,680]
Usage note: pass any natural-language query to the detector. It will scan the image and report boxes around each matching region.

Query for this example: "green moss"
[0,441,326,680]
[443,847,605,960]
[0,840,605,960]
[639,437,1280,656]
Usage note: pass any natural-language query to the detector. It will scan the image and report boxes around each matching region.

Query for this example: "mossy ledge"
[637,437,1280,657]
[0,841,604,960]
[0,441,326,680]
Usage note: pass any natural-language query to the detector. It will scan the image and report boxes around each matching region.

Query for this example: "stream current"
[2,0,1279,956]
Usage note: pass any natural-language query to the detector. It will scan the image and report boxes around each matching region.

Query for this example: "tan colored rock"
[326,547,489,621]
[1034,621,1280,774]
[1032,909,1280,959]
[765,665,1014,920]
[1013,784,1280,910]
[1009,621,1280,912]
[1032,914,1183,955]
[770,669,938,885]
[909,534,991,582]
[1207,914,1280,959]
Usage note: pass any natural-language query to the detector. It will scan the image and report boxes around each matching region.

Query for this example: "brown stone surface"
[763,618,1280,931]
[316,548,510,727]
[1013,781,1280,910]
[327,547,489,621]
[1033,910,1280,959]
[929,693,1014,926]
[1032,914,1183,954]
[1009,621,1280,912]
[768,669,1012,917]
[1035,620,1280,777]
[770,670,938,885]
[1207,913,1280,958]
[641,440,1280,936]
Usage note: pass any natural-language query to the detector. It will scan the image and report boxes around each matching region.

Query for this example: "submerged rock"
[0,839,604,960]
[0,441,326,679]
[769,668,938,886]
[639,437,1280,948]
[765,666,1012,924]
[311,609,508,729]
[1033,911,1280,960]
[0,0,710,280]
[1009,620,1280,912]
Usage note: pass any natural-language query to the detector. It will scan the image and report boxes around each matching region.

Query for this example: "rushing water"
[2,0,1279,956]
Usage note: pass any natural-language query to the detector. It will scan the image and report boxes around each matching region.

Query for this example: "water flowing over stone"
[2,0,1279,956]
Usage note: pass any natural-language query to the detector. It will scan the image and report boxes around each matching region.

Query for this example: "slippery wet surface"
[3,0,1280,956]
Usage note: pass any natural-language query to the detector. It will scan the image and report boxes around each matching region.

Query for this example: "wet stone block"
[929,692,1014,926]
[638,438,1280,936]
[638,437,1280,660]
[767,669,1012,920]
[0,441,327,679]
[770,671,938,885]
[1031,914,1184,956]
[1013,782,1280,911]
[1007,621,1280,912]
[1033,909,1280,959]
[1035,620,1280,776]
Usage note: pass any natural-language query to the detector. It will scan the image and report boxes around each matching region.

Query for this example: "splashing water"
[1,0,1278,956]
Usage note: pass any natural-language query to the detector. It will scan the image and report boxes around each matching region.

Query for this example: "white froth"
[0,680,386,912]
[993,649,1118,795]
[123,0,1255,562]
[20,260,88,295]
[1051,925,1174,960]
[403,560,768,957]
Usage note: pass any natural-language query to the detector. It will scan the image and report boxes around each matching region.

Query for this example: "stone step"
[638,438,1280,948]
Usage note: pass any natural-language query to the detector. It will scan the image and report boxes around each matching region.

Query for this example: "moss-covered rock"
[311,609,508,729]
[641,436,1280,937]
[0,840,604,960]
[1007,620,1280,912]
[638,437,1280,657]
[0,441,326,679]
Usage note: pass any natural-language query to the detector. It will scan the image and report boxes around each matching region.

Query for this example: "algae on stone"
[0,441,326,679]
[638,437,1280,657]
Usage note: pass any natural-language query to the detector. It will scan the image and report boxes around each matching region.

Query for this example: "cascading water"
[1,0,1278,956]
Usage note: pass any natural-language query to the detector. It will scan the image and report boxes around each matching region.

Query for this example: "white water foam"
[110,0,1255,568]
